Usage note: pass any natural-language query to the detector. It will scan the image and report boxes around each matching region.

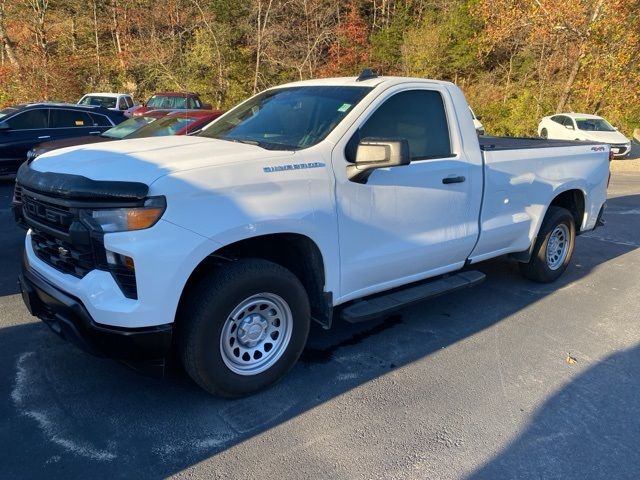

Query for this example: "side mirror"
[202,103,213,110]
[347,138,410,184]
[0,121,10,131]
[565,124,575,130]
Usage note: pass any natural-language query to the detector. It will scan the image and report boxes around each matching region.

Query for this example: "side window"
[117,98,127,110]
[125,96,134,108]
[356,90,452,161]
[562,117,575,128]
[6,109,49,129]
[551,116,563,125]
[50,109,94,128]
[89,113,112,127]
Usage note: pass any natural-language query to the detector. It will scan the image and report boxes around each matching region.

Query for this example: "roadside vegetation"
[0,0,638,136]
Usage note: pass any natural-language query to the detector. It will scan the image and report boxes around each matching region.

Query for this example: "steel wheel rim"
[546,224,570,270]
[220,293,293,376]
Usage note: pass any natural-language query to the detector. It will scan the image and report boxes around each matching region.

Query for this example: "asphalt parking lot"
[1,167,639,480]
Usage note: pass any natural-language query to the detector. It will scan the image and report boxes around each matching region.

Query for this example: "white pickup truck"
[17,72,609,397]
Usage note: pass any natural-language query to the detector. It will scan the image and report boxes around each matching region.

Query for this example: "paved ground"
[1,171,638,480]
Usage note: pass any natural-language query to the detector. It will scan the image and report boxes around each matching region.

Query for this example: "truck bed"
[479,136,599,151]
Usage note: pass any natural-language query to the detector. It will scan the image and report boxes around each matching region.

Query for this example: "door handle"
[89,131,101,135]
[37,135,50,139]
[442,175,466,184]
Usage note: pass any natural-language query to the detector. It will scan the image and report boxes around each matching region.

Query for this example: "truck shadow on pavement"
[1,186,639,478]
[468,343,640,480]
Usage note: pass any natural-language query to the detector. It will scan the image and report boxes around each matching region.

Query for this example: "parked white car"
[78,93,138,117]
[538,113,631,158]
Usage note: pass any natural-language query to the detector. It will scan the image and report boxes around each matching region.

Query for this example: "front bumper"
[19,259,172,361]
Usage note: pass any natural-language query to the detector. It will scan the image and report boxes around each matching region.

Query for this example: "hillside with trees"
[1,0,638,136]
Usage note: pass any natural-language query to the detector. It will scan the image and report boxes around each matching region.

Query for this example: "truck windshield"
[147,95,188,109]
[79,95,118,109]
[575,118,616,132]
[198,86,372,150]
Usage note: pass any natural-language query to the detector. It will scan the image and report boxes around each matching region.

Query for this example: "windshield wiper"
[216,137,298,151]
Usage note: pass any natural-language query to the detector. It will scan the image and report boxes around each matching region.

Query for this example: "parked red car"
[131,92,212,116]
[125,109,224,137]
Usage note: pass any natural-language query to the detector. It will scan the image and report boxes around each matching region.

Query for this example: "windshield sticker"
[264,162,325,173]
[337,103,352,113]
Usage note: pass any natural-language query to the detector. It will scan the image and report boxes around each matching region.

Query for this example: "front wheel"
[179,259,310,397]
[519,206,576,283]
[540,128,548,139]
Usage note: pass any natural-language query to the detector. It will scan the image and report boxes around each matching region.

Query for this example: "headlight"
[81,196,166,233]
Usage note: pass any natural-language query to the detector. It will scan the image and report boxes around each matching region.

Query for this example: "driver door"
[332,86,482,301]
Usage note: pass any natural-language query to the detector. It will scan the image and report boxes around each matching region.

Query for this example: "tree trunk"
[0,0,19,67]
[555,42,584,112]
[253,0,273,94]
[555,0,606,113]
[93,0,101,80]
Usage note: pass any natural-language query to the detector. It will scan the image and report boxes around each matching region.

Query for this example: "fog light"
[105,250,137,299]
[106,250,135,271]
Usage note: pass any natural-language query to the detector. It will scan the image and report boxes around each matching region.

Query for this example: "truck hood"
[30,135,290,185]
[578,130,629,144]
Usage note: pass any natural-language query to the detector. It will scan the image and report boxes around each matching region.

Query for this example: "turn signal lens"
[126,207,165,231]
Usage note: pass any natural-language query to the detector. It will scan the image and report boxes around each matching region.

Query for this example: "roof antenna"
[356,68,378,82]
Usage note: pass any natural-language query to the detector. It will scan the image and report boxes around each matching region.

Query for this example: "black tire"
[178,259,310,397]
[540,128,548,139]
[519,206,576,283]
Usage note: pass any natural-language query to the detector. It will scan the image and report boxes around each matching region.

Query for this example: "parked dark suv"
[0,103,125,176]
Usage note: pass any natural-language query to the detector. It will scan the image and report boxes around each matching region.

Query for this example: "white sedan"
[538,113,631,158]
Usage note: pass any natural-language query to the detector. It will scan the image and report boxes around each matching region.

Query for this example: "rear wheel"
[519,206,576,283]
[540,128,548,139]
[179,259,310,397]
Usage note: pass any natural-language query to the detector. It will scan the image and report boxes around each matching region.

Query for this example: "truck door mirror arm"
[347,138,411,184]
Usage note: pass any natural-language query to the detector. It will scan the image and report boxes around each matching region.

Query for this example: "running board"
[340,271,486,323]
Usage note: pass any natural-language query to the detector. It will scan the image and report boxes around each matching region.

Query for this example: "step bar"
[340,271,486,323]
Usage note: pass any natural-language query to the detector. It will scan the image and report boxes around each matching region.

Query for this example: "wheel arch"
[177,233,333,329]
[513,187,586,263]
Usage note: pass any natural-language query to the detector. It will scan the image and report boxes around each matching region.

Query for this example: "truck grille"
[22,192,99,279]
[13,183,23,204]
[22,195,74,232]
[31,230,96,277]
[20,188,138,299]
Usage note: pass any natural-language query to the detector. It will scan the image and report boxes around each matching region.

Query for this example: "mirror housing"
[202,103,213,110]
[0,121,10,131]
[347,138,410,184]
[565,124,575,130]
